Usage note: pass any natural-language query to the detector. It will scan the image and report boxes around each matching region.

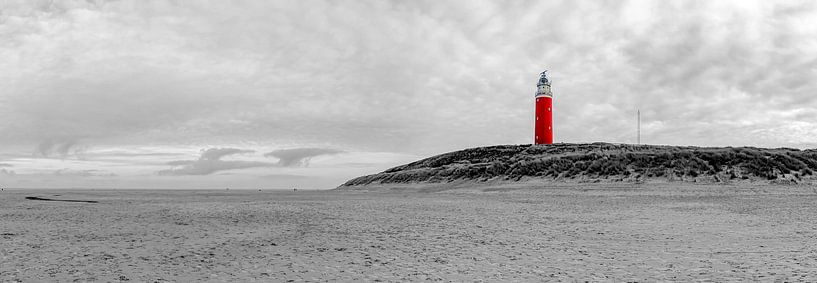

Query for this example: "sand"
[2,184,817,282]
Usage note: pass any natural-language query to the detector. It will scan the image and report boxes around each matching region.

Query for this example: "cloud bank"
[157,148,274,176]
[1,0,814,155]
[265,148,344,167]
[53,168,116,177]
[36,139,85,158]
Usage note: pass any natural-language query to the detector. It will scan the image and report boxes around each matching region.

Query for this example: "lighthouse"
[535,70,553,145]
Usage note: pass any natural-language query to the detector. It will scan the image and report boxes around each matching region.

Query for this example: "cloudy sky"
[1,0,816,189]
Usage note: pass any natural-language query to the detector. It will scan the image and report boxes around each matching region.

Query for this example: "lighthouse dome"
[535,69,553,98]
[537,70,550,86]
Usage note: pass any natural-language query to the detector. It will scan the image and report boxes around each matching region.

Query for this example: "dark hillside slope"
[339,143,817,188]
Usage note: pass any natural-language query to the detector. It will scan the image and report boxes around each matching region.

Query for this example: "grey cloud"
[158,148,274,176]
[260,174,309,180]
[0,163,12,167]
[199,148,253,160]
[36,139,85,158]
[265,148,344,167]
[0,169,15,175]
[53,169,116,177]
[166,160,195,166]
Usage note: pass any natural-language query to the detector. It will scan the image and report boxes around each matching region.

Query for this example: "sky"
[1,0,816,189]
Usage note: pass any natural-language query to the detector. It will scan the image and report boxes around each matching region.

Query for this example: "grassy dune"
[340,143,817,189]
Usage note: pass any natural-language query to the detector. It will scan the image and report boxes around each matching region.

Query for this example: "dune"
[338,143,817,190]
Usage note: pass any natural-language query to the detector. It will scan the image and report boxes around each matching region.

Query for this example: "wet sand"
[2,184,817,281]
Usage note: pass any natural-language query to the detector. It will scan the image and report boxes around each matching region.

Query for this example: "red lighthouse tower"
[535,70,553,144]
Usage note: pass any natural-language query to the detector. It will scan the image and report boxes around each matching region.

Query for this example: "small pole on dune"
[637,109,641,145]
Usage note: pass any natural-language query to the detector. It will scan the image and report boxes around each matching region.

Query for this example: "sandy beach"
[2,184,817,282]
